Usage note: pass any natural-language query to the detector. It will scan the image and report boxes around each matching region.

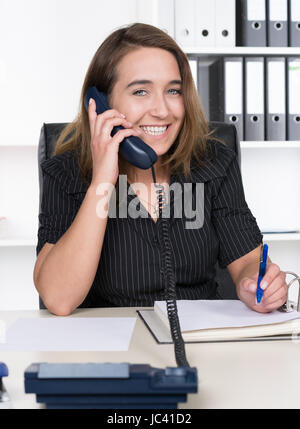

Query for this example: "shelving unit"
[186,23,300,293]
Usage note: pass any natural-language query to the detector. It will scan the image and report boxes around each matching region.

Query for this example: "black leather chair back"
[37,121,239,308]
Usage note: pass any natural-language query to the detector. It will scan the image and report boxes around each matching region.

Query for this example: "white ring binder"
[279,271,300,312]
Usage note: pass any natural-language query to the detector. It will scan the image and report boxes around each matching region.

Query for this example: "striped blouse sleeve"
[36,154,81,256]
[211,151,263,269]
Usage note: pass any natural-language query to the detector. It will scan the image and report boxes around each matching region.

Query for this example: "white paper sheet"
[155,300,300,331]
[0,317,136,351]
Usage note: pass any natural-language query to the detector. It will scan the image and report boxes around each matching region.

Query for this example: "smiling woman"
[54,23,209,186]
[108,46,185,184]
[33,23,287,316]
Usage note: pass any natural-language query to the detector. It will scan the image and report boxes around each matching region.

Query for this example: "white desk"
[1,307,300,409]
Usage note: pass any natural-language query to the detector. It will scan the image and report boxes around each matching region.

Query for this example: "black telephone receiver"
[84,87,189,369]
[84,86,157,170]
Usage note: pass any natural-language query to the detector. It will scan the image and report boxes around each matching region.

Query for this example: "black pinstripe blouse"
[37,140,263,308]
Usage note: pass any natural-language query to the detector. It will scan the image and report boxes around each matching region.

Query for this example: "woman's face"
[110,47,185,158]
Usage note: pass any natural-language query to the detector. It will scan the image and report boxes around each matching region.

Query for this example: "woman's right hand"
[87,97,142,188]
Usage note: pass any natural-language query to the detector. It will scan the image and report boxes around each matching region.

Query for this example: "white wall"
[0,0,138,142]
[241,149,300,232]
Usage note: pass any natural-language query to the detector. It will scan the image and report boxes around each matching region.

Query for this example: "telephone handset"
[84,86,157,170]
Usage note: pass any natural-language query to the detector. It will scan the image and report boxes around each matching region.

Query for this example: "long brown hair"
[54,22,214,186]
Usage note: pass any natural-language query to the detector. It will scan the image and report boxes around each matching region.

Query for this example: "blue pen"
[256,243,268,304]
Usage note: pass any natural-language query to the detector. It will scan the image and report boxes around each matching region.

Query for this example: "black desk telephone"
[24,87,197,409]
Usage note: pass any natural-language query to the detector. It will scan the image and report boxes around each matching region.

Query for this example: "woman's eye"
[133,88,182,96]
[133,89,147,96]
[169,88,182,95]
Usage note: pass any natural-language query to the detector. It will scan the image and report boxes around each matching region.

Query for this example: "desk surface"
[1,307,300,409]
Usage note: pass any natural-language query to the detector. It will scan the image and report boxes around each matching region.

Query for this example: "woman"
[33,23,287,316]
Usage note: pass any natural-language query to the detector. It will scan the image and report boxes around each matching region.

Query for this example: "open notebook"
[138,300,300,343]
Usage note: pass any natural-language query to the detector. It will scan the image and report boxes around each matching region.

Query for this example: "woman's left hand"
[237,262,288,313]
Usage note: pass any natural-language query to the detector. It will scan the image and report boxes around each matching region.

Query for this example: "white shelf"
[2,142,300,149]
[0,143,37,147]
[0,239,36,247]
[186,47,300,55]
[1,234,300,246]
[263,233,300,241]
[241,141,300,149]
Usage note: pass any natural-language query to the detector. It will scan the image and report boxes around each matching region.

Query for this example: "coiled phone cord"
[151,166,190,368]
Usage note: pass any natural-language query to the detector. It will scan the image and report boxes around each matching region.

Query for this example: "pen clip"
[258,243,268,277]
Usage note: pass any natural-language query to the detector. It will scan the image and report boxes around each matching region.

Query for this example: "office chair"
[37,121,240,309]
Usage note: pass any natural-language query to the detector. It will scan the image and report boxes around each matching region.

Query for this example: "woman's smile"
[138,124,170,139]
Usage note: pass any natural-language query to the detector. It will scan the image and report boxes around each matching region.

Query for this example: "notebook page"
[155,300,300,332]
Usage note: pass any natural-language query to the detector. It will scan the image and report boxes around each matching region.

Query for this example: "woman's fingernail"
[260,281,268,290]
[89,98,93,105]
[120,113,126,118]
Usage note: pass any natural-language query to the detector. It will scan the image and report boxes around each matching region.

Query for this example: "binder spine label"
[225,62,242,114]
[268,61,286,114]
[247,0,266,20]
[291,0,300,20]
[287,58,300,139]
[288,60,300,114]
[269,0,287,21]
